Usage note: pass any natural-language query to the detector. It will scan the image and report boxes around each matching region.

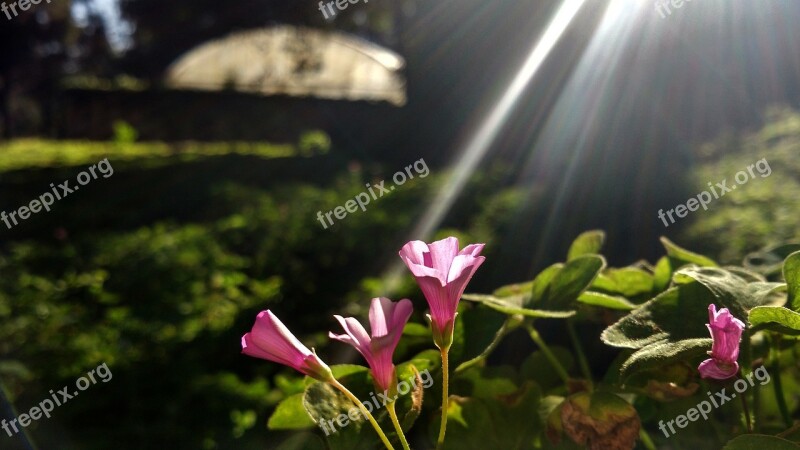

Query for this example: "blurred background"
[1,0,800,448]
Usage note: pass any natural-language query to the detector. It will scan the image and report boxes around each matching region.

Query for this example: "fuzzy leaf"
[661,237,718,268]
[748,306,800,336]
[784,251,800,311]
[567,230,605,261]
[619,338,712,380]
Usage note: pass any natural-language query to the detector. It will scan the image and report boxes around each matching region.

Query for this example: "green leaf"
[619,338,712,380]
[784,251,800,311]
[302,381,376,450]
[268,393,315,430]
[673,266,786,317]
[723,434,800,450]
[533,255,606,311]
[749,306,800,336]
[601,283,716,349]
[577,291,637,310]
[567,230,605,261]
[591,267,654,299]
[653,256,673,292]
[530,264,564,305]
[660,237,718,268]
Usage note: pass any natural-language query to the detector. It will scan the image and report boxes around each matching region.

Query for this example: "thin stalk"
[639,428,657,450]
[739,387,752,433]
[386,401,411,450]
[771,336,793,428]
[527,324,570,384]
[330,379,395,450]
[777,421,800,438]
[566,319,593,390]
[455,318,513,374]
[436,348,450,450]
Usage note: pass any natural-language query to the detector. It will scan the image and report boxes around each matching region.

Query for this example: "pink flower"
[698,304,745,380]
[329,298,413,392]
[241,310,333,381]
[399,237,485,348]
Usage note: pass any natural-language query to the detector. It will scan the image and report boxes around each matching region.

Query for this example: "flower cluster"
[240,237,485,449]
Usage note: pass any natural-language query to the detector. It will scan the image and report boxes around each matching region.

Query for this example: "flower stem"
[739,383,753,433]
[527,323,570,384]
[771,336,793,428]
[330,379,396,450]
[566,319,593,390]
[639,428,657,450]
[436,347,450,450]
[386,400,411,450]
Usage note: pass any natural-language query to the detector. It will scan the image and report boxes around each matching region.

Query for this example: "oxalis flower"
[330,298,413,393]
[399,237,485,349]
[241,310,333,381]
[698,304,745,380]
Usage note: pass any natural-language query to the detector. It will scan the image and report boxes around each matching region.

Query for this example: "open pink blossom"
[698,304,745,380]
[329,298,413,392]
[399,237,485,348]
[241,310,333,381]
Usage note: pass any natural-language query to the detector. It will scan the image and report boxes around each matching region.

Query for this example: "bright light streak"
[384,0,588,291]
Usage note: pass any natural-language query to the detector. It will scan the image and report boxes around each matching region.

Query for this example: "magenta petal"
[698,358,739,380]
[242,333,279,362]
[330,298,413,392]
[241,310,331,380]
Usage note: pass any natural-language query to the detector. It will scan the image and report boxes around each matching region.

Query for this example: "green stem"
[739,383,753,433]
[455,318,513,374]
[526,323,570,384]
[436,348,450,450]
[639,428,657,450]
[771,336,793,428]
[777,421,800,438]
[330,379,395,450]
[386,401,411,450]
[566,319,593,390]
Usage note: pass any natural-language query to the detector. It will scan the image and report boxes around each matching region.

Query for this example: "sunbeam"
[383,0,589,292]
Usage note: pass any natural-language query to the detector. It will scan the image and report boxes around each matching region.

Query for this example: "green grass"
[0,139,302,172]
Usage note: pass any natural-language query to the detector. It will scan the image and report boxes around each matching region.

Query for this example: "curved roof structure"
[165,25,406,106]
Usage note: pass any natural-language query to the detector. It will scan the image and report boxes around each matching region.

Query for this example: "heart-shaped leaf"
[748,306,800,336]
[661,237,718,268]
[619,338,712,380]
[269,393,315,430]
[532,255,606,311]
[577,291,637,311]
[567,230,605,261]
[784,251,800,311]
